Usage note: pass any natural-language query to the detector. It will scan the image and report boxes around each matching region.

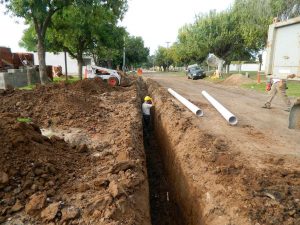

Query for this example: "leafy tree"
[1,0,72,84]
[164,0,300,69]
[154,46,174,71]
[124,36,149,68]
[232,0,300,52]
[19,0,128,78]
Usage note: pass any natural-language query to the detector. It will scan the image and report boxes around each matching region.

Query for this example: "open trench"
[138,78,190,225]
[143,117,185,225]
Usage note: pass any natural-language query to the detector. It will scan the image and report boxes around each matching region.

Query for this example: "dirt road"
[145,73,300,168]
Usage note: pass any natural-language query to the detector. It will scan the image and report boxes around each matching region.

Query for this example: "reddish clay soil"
[0,78,150,225]
[1,71,300,225]
[145,74,300,225]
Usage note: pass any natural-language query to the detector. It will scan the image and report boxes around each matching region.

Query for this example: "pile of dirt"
[0,78,124,129]
[0,113,89,224]
[222,74,254,86]
[0,78,150,224]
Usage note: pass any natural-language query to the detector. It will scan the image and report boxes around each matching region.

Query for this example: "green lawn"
[242,81,300,97]
[53,75,80,83]
[19,84,36,90]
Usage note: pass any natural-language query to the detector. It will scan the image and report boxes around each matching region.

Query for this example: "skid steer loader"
[85,65,121,87]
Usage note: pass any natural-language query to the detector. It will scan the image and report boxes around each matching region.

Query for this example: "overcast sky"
[0,0,234,54]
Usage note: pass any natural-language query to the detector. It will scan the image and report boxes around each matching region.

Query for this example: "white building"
[33,52,92,75]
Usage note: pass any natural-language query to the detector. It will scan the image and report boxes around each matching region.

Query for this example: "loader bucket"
[289,99,300,129]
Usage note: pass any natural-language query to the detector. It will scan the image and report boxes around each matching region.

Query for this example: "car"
[186,64,206,80]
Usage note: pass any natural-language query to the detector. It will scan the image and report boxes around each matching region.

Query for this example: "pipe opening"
[196,109,204,117]
[229,116,238,125]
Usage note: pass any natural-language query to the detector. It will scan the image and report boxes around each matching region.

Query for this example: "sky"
[121,0,234,54]
[0,0,234,54]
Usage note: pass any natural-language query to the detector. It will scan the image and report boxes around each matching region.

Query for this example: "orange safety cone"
[84,67,88,79]
[257,71,261,84]
[137,68,143,76]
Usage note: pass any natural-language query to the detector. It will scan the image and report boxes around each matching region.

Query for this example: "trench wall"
[145,79,205,224]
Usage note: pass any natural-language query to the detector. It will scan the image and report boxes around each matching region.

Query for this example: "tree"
[49,0,127,77]
[232,0,300,52]
[19,0,128,78]
[1,0,72,84]
[124,36,149,69]
[154,46,174,71]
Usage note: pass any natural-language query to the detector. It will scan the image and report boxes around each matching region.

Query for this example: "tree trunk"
[26,67,32,86]
[226,64,230,74]
[37,39,49,84]
[77,55,83,80]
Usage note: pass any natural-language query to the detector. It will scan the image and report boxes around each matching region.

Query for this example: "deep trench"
[143,113,186,225]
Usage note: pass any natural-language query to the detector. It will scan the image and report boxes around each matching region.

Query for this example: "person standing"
[262,74,296,112]
[142,96,153,131]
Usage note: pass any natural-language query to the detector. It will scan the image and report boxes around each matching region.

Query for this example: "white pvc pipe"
[168,88,203,117]
[201,91,238,125]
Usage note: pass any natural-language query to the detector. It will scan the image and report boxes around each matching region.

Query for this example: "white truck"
[85,65,121,86]
[264,16,300,129]
[265,17,300,77]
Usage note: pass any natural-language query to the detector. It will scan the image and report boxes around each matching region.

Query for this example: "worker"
[262,74,296,111]
[142,96,153,131]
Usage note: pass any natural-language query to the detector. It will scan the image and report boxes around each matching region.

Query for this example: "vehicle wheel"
[187,76,190,79]
[108,77,118,86]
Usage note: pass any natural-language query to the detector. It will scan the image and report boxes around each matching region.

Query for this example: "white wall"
[34,52,90,75]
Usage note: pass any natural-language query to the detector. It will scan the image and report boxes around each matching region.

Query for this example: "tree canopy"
[154,0,300,69]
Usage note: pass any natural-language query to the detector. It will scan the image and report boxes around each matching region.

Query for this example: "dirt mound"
[0,113,88,223]
[118,70,138,87]
[0,79,117,128]
[222,74,254,86]
[0,79,150,224]
[71,77,111,93]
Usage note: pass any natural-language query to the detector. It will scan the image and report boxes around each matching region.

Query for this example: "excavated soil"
[222,74,254,86]
[1,74,299,225]
[0,78,151,225]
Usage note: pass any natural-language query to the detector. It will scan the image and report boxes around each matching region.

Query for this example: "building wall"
[34,52,92,75]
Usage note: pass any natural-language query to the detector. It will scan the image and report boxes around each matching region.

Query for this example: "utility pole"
[166,41,170,48]
[64,50,68,82]
[122,36,126,71]
[166,42,170,71]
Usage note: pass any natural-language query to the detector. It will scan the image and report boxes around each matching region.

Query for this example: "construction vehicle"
[265,17,300,129]
[85,65,121,87]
